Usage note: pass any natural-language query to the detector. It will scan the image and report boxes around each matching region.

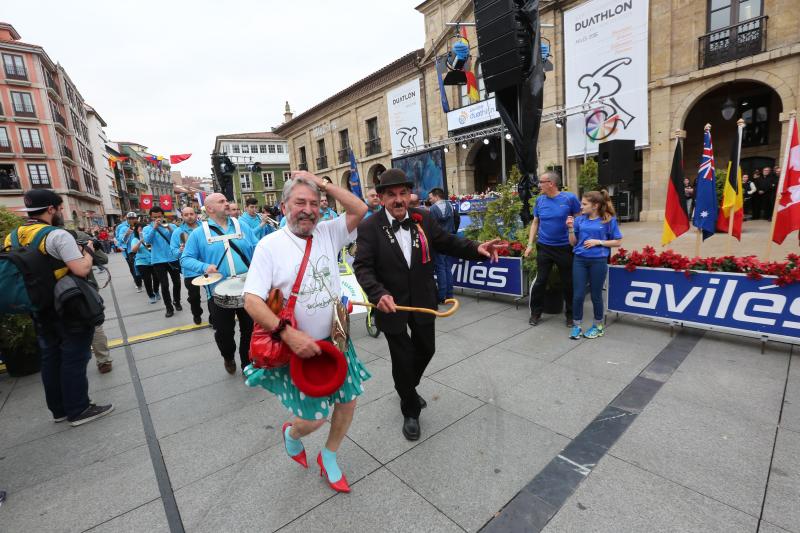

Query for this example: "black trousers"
[137,264,158,298]
[384,319,436,418]
[529,243,574,318]
[153,262,182,312]
[207,299,253,369]
[183,277,203,320]
[125,254,142,288]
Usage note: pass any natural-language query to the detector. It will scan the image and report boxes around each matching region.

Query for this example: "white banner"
[447,97,500,131]
[386,78,425,158]
[564,0,649,157]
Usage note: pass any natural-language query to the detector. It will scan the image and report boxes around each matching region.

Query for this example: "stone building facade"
[213,132,290,208]
[274,0,798,221]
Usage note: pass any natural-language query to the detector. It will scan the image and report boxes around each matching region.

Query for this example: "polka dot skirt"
[250,338,372,420]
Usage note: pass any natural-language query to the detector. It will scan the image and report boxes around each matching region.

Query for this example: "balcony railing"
[68,178,80,191]
[365,138,381,156]
[699,16,768,69]
[22,144,44,154]
[316,156,328,170]
[0,140,11,153]
[337,148,350,165]
[4,65,27,81]
[45,73,60,93]
[52,110,67,128]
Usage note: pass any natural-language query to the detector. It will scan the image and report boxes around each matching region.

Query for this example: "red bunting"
[169,154,192,165]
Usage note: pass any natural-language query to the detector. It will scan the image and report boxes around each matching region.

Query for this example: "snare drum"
[213,274,247,309]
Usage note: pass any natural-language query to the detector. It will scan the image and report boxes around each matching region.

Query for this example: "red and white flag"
[140,194,153,210]
[772,116,800,244]
[169,154,191,165]
[160,195,174,211]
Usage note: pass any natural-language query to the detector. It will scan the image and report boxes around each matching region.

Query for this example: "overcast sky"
[5,0,426,178]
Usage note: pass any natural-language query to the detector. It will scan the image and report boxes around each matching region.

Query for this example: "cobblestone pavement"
[0,251,796,533]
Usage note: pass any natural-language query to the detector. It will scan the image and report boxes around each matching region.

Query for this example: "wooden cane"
[351,298,460,318]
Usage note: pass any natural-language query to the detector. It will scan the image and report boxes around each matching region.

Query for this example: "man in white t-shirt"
[243,171,368,493]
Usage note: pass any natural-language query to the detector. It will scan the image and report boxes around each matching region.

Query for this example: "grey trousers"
[91,324,112,366]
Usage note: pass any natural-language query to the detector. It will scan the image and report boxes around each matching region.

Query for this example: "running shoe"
[569,325,582,339]
[149,295,157,304]
[155,292,161,301]
[584,324,604,339]
[69,403,114,427]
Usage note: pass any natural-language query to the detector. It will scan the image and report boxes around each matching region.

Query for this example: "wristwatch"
[270,318,290,341]
[318,180,327,193]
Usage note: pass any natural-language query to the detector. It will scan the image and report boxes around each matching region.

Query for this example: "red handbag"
[249,236,312,369]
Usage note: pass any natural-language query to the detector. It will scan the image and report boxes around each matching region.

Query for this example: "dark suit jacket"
[353,207,483,335]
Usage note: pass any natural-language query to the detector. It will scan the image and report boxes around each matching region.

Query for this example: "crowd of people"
[682,164,781,221]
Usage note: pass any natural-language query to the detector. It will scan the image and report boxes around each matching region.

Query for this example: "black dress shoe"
[418,395,427,409]
[402,417,420,441]
[175,303,183,311]
[165,309,174,318]
[529,313,541,326]
[193,315,202,325]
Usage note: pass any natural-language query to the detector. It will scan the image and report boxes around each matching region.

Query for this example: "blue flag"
[435,56,450,113]
[692,129,718,240]
[348,149,363,199]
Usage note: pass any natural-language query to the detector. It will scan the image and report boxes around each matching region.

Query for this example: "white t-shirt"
[243,215,356,340]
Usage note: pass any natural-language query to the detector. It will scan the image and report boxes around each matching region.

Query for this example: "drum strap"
[208,225,250,268]
[286,236,313,314]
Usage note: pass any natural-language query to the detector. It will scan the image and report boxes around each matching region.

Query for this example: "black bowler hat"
[20,189,62,212]
[375,168,414,193]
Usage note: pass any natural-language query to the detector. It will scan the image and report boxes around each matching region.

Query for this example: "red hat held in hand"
[290,341,348,398]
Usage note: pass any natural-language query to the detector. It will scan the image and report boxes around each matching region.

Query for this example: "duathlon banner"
[608,266,800,344]
[386,78,425,158]
[564,0,649,157]
[451,257,525,298]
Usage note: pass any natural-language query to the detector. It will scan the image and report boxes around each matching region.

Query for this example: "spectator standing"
[742,174,756,219]
[683,177,695,218]
[427,188,456,303]
[764,166,778,221]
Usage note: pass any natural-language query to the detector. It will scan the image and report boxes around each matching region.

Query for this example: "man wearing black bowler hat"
[354,169,504,441]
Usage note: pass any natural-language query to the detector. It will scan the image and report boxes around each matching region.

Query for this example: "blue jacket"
[132,237,152,266]
[115,221,135,255]
[238,212,274,241]
[181,218,257,296]
[143,223,178,265]
[170,223,203,277]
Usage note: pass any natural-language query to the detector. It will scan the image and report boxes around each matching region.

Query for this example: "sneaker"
[584,324,604,339]
[569,325,583,339]
[53,415,68,423]
[136,286,143,293]
[149,295,158,304]
[69,403,114,427]
[155,292,161,301]
[529,313,542,326]
[98,362,113,374]
[175,303,183,311]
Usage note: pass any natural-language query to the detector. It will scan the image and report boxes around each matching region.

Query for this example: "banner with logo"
[386,78,425,157]
[159,195,173,211]
[446,97,500,132]
[140,194,153,210]
[451,257,525,298]
[564,0,649,157]
[607,266,800,344]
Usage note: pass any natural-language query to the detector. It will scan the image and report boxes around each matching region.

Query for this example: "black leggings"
[137,264,158,297]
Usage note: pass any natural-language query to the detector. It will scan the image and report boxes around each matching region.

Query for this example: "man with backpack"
[143,206,182,317]
[2,190,113,426]
[427,188,457,303]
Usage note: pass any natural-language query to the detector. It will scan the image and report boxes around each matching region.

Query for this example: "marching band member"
[143,206,181,318]
[170,206,204,325]
[181,193,258,374]
[239,197,275,240]
[243,171,368,493]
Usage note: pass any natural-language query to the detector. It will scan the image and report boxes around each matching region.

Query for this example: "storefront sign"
[451,256,525,298]
[564,0,649,156]
[386,78,425,157]
[447,97,500,132]
[608,266,800,344]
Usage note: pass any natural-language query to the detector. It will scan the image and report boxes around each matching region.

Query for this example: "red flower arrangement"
[610,247,800,286]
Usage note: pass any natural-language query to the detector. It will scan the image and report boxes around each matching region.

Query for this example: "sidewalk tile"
[542,455,758,533]
[431,346,547,402]
[450,314,530,346]
[552,336,668,384]
[610,393,774,516]
[131,328,215,360]
[762,428,800,533]
[781,355,800,434]
[495,364,627,438]
[497,325,584,363]
[388,404,567,532]
[353,356,396,406]
[690,332,792,380]
[0,444,159,533]
[422,331,493,376]
[135,342,219,379]
[0,408,145,492]
[347,377,483,464]
[84,498,169,533]
[175,431,379,532]
[140,357,234,404]
[279,468,461,533]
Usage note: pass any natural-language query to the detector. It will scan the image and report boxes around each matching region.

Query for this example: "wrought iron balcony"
[68,178,80,191]
[52,110,67,129]
[4,64,27,81]
[365,138,381,156]
[22,143,44,154]
[61,145,74,161]
[337,148,350,165]
[316,156,328,170]
[699,16,768,69]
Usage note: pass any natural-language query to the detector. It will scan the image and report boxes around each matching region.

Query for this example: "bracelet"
[270,318,290,341]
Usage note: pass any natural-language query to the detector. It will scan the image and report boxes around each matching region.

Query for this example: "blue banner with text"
[451,257,525,298]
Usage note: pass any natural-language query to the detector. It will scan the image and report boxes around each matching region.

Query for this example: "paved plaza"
[0,249,798,533]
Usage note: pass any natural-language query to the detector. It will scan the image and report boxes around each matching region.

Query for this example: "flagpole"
[765,111,796,260]
[726,118,745,255]
[694,124,712,257]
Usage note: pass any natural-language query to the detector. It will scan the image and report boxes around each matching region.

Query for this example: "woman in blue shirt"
[567,190,622,339]
[130,224,160,304]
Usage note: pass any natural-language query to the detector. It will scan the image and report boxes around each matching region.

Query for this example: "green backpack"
[0,226,60,314]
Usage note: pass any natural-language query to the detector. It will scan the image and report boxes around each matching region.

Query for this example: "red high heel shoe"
[281,422,308,469]
[317,452,351,493]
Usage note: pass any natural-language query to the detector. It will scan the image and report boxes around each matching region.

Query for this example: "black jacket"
[353,207,482,334]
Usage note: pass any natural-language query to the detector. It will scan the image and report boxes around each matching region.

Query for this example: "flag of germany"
[662,140,690,245]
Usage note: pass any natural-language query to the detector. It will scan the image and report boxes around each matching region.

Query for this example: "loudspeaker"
[598,139,635,185]
[474,0,532,93]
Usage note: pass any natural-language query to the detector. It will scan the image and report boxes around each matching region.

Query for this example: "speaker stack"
[473,0,532,93]
[597,139,635,185]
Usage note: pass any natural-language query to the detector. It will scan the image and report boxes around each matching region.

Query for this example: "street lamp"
[721,97,736,120]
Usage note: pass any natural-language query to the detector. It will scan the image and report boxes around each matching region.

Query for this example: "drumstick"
[350,298,460,318]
